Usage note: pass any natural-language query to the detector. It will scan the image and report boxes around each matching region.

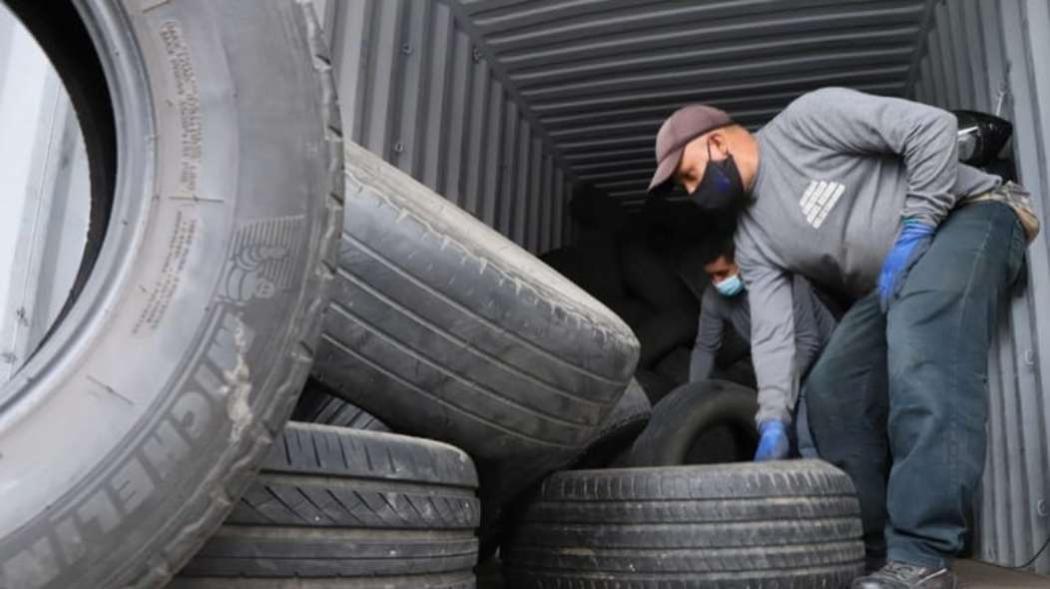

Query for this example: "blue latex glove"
[877,219,935,312]
[754,420,790,461]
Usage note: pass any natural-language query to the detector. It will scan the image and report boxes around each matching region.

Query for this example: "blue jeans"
[804,202,1025,569]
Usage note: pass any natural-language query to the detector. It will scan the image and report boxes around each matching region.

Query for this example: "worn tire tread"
[177,424,479,581]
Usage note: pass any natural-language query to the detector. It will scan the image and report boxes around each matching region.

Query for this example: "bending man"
[649,87,1037,589]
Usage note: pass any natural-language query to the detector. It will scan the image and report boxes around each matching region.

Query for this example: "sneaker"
[852,561,958,588]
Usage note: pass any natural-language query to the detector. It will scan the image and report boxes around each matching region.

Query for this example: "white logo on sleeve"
[799,180,846,228]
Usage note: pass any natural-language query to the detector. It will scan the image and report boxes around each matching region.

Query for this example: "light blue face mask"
[715,274,745,297]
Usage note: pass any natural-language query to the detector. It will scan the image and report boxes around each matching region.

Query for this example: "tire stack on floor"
[4,1,862,587]
[171,417,480,589]
[172,141,644,587]
[172,142,863,587]
[502,461,866,588]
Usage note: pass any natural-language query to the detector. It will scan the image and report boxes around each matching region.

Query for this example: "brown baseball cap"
[648,104,732,193]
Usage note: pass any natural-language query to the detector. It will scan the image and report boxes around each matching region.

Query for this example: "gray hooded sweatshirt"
[736,87,1001,425]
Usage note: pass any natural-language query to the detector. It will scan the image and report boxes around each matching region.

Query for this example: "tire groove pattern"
[314,141,640,470]
[337,230,627,387]
[176,424,480,583]
[292,381,390,431]
[503,462,864,588]
[331,265,611,410]
[325,300,595,430]
[320,333,575,448]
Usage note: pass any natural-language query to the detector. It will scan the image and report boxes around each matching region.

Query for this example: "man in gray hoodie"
[648,87,1037,589]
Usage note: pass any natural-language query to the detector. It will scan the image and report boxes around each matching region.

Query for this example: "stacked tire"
[0,1,343,587]
[499,381,865,588]
[503,462,866,588]
[172,423,480,588]
[8,2,864,585]
[312,142,641,549]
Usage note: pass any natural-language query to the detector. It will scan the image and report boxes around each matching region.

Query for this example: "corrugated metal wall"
[324,0,1050,570]
[327,0,574,253]
[454,0,930,207]
[911,0,1050,574]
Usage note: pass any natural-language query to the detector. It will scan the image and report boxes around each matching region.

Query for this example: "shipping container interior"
[1,0,1047,578]
[317,0,1050,575]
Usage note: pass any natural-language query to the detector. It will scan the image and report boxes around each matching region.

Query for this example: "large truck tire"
[503,462,865,588]
[172,423,480,586]
[314,143,639,516]
[0,2,342,587]
[620,380,759,467]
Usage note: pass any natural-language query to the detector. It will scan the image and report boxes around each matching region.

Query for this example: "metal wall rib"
[329,0,574,252]
[911,0,1050,574]
[457,0,929,203]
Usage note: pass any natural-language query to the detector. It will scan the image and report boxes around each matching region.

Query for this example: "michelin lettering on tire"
[0,1,342,587]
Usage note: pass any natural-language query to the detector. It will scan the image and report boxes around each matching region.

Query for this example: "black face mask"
[689,142,745,213]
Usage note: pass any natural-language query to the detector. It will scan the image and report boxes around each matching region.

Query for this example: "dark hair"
[701,238,735,266]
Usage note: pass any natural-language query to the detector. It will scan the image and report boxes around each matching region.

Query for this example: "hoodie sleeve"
[690,288,724,381]
[737,254,799,425]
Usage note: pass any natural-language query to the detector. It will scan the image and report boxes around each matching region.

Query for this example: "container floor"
[476,559,1050,588]
[956,559,1050,588]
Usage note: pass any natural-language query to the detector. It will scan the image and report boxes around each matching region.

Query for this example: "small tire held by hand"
[619,380,759,467]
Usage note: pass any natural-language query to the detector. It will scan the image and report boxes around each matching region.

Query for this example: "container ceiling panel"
[455,0,931,203]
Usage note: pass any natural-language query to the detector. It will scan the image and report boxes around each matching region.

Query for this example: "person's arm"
[785,87,960,226]
[740,262,799,426]
[689,289,724,382]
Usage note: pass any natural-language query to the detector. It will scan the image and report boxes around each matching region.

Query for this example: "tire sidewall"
[0,2,335,587]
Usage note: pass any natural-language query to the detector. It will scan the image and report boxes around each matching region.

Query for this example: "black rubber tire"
[633,369,676,404]
[619,380,760,467]
[572,234,626,305]
[635,308,698,368]
[712,356,758,389]
[174,423,480,585]
[0,3,341,588]
[477,377,652,562]
[620,241,697,312]
[314,143,639,507]
[573,377,652,469]
[503,462,865,588]
[654,345,692,386]
[292,379,390,431]
[605,297,654,333]
[170,574,475,588]
[539,244,627,310]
